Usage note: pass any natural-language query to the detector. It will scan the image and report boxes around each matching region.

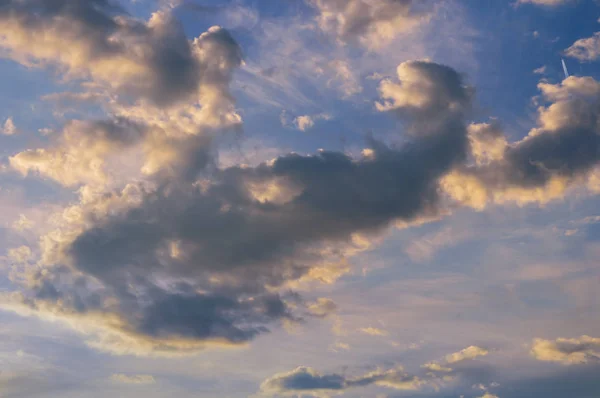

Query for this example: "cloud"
[531,336,600,364]
[5,44,600,360]
[359,327,389,336]
[422,345,489,374]
[0,1,240,109]
[478,394,499,398]
[292,114,331,131]
[295,115,315,131]
[258,365,425,397]
[259,366,347,397]
[533,66,547,75]
[309,0,433,49]
[11,214,34,231]
[110,373,156,384]
[443,75,600,208]
[423,362,453,372]
[2,61,475,355]
[307,298,338,318]
[258,344,495,397]
[446,346,489,364]
[7,246,32,264]
[10,118,146,187]
[467,121,507,166]
[2,117,17,135]
[376,60,473,135]
[565,32,600,61]
[5,3,244,187]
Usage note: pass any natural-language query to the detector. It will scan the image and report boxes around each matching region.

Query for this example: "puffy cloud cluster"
[2,60,474,355]
[531,336,600,364]
[443,75,600,208]
[566,32,600,62]
[309,0,432,49]
[259,345,491,397]
[4,1,600,360]
[0,0,239,108]
[4,1,243,185]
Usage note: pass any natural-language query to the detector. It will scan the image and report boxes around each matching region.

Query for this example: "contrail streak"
[561,58,569,79]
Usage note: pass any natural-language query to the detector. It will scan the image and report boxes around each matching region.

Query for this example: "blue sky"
[1,0,600,397]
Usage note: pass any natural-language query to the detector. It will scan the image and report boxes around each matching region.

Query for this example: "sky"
[0,0,600,397]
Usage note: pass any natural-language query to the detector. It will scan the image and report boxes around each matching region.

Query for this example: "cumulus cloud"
[531,336,600,364]
[309,0,433,49]
[376,60,473,135]
[110,373,156,384]
[5,17,600,359]
[4,1,243,187]
[565,32,600,61]
[443,75,600,208]
[0,1,240,108]
[467,121,507,166]
[1,60,476,355]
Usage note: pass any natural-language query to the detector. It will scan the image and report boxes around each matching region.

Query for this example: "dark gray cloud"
[9,50,600,358]
[258,365,423,396]
[5,61,473,353]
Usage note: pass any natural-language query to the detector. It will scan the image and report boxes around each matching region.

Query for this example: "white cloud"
[2,117,17,135]
[445,346,489,363]
[294,115,315,131]
[359,327,389,336]
[531,336,600,364]
[292,113,332,131]
[566,32,600,61]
